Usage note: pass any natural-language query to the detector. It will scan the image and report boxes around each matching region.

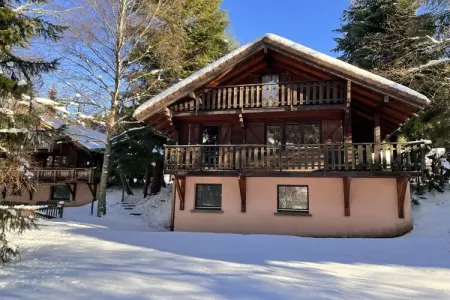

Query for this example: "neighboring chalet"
[3,117,104,207]
[134,34,431,237]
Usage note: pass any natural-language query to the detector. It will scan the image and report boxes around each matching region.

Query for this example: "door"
[202,125,220,169]
[262,74,279,106]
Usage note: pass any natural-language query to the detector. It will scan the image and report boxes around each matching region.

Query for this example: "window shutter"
[249,74,261,84]
[322,120,343,143]
[189,124,200,145]
[246,122,265,144]
[280,72,291,83]
[220,124,232,144]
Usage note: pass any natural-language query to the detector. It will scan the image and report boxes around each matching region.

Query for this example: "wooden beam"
[238,176,247,212]
[343,177,351,216]
[29,189,33,202]
[344,80,352,143]
[66,183,76,199]
[239,113,244,128]
[374,113,381,145]
[396,177,408,219]
[174,176,186,210]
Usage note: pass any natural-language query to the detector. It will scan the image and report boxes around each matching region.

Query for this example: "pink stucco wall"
[4,183,97,207]
[174,177,412,237]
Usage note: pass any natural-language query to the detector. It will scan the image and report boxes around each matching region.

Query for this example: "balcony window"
[262,74,279,105]
[51,185,71,201]
[278,185,309,212]
[266,125,282,145]
[195,184,222,210]
[267,123,321,145]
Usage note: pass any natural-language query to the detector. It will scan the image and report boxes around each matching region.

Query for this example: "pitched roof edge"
[133,33,430,122]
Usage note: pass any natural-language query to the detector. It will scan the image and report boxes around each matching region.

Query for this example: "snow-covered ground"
[1,188,450,299]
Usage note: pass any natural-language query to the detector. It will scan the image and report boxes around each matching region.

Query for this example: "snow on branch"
[407,58,450,73]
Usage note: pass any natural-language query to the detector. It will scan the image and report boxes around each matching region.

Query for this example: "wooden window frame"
[265,122,322,145]
[277,185,309,212]
[50,185,71,202]
[194,184,222,211]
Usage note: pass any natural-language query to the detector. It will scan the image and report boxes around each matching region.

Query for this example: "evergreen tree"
[0,0,65,263]
[334,0,449,147]
[114,0,232,195]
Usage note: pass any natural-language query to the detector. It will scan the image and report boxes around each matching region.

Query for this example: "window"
[195,184,222,210]
[266,123,321,145]
[202,126,219,145]
[303,123,321,144]
[278,185,309,212]
[266,125,282,145]
[285,124,302,146]
[262,74,279,105]
[51,185,71,201]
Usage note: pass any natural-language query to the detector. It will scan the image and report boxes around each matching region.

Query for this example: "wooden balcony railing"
[171,80,346,113]
[164,141,430,175]
[30,168,100,183]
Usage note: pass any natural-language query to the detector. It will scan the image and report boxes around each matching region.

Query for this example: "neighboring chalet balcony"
[170,80,346,114]
[30,168,101,183]
[164,141,430,177]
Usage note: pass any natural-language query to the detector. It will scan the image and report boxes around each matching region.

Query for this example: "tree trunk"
[119,171,133,196]
[150,156,164,194]
[97,140,111,216]
[143,163,152,198]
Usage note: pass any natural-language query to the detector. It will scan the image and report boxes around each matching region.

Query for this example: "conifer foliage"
[334,0,449,147]
[0,0,64,263]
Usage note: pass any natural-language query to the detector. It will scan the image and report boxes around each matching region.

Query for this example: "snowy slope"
[0,189,449,299]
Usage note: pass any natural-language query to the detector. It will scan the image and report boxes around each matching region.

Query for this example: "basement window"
[51,185,71,201]
[277,185,309,212]
[195,184,222,210]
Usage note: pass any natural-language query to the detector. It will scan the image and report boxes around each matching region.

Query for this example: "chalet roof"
[133,33,430,122]
[41,116,106,152]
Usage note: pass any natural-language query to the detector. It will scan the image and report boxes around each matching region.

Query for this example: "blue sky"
[221,0,350,56]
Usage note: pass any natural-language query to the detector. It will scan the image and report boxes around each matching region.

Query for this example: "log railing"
[164,141,430,174]
[171,80,346,113]
[30,168,100,183]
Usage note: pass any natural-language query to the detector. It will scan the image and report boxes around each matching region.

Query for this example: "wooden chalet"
[134,34,431,237]
[3,120,104,207]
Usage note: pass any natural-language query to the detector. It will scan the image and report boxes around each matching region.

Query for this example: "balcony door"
[262,74,279,106]
[202,126,220,168]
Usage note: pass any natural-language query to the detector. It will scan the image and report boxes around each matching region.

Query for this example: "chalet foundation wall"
[3,183,97,207]
[174,177,412,237]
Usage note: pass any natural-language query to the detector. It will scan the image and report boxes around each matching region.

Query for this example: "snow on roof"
[133,33,430,121]
[41,116,66,129]
[64,124,106,151]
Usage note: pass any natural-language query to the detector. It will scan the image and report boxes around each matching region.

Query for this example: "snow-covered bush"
[133,187,172,230]
[0,206,38,264]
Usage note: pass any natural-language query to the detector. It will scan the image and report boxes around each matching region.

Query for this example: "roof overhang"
[133,33,430,123]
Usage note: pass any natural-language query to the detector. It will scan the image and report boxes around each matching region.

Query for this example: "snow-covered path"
[1,189,450,299]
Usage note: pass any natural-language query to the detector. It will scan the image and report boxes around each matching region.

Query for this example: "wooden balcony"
[164,141,430,177]
[171,80,347,114]
[30,168,100,183]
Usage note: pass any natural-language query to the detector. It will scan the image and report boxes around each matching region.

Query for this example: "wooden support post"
[239,113,244,128]
[170,176,177,231]
[238,176,247,212]
[344,80,352,143]
[88,183,97,215]
[66,183,77,200]
[29,189,33,202]
[343,177,351,216]
[174,176,186,210]
[396,177,408,219]
[374,113,381,144]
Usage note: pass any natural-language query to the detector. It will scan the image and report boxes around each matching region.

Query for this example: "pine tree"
[334,0,449,147]
[0,0,65,263]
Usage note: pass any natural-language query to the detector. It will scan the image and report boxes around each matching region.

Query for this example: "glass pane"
[266,125,282,145]
[196,185,222,209]
[202,126,219,145]
[278,186,308,210]
[304,124,320,144]
[51,186,71,201]
[286,124,302,146]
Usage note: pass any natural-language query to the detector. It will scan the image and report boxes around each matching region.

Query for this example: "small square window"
[278,185,309,212]
[51,185,71,201]
[195,184,222,210]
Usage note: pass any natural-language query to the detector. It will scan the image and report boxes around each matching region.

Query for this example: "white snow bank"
[132,187,172,230]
